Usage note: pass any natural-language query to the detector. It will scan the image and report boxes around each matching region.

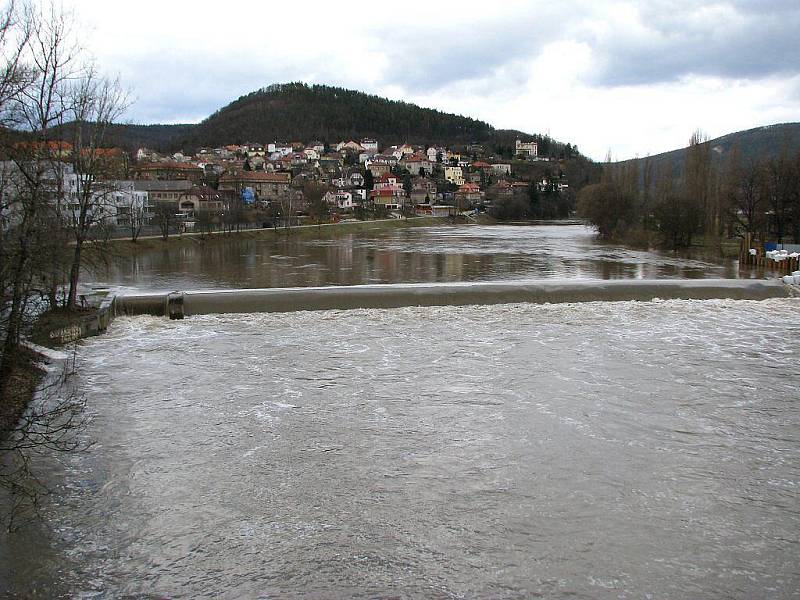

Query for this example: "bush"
[576,182,636,237]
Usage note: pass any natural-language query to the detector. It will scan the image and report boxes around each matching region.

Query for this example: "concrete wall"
[114,279,792,318]
[46,294,117,345]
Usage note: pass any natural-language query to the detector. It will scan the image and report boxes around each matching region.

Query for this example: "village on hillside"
[2,136,576,238]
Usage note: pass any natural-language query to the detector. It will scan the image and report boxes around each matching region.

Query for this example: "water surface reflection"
[91,224,746,292]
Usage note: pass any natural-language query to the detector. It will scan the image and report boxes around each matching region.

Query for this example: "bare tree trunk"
[66,235,82,311]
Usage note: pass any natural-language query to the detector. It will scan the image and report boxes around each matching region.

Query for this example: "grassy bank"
[99,216,448,256]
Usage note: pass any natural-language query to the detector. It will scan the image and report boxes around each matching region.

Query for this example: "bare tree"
[153,202,174,240]
[0,2,124,527]
[127,196,147,242]
[726,151,766,238]
[684,130,713,236]
[62,68,128,310]
[1,1,79,391]
[304,181,328,232]
[278,188,294,231]
[763,143,797,243]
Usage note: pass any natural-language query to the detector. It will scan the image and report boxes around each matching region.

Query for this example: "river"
[88,224,746,292]
[2,224,798,598]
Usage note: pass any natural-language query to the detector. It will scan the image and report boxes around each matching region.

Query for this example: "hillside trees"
[193,83,497,148]
[719,143,800,243]
[583,130,800,248]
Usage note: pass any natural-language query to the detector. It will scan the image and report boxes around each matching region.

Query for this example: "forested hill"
[101,123,195,152]
[192,83,505,147]
[99,82,577,156]
[615,122,800,178]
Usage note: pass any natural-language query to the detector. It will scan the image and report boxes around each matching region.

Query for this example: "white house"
[361,139,378,155]
[136,147,156,162]
[427,146,446,164]
[515,139,538,158]
[491,163,512,176]
[102,180,150,227]
[324,189,354,210]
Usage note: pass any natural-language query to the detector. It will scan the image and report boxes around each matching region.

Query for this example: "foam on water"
[2,298,799,598]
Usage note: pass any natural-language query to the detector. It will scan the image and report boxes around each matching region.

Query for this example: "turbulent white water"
[3,298,800,598]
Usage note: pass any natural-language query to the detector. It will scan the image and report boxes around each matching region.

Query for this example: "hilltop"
[101,83,578,158]
[615,122,800,177]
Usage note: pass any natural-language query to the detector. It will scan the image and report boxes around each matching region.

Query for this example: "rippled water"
[91,224,746,292]
[3,299,799,598]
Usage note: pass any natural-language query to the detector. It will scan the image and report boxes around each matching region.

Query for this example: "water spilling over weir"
[114,278,792,317]
[3,225,799,598]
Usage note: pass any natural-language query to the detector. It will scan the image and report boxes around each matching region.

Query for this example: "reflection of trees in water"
[92,227,737,290]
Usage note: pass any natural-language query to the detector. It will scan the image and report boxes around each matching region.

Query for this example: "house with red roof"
[133,161,204,183]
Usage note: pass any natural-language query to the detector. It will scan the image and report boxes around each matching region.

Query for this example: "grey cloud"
[728,0,800,14]
[369,8,559,92]
[111,0,800,125]
[586,2,800,86]
[114,54,312,124]
[372,1,800,92]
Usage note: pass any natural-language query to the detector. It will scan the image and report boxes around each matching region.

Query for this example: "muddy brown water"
[2,225,797,598]
[88,224,749,292]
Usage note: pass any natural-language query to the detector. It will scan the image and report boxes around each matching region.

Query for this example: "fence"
[740,234,800,275]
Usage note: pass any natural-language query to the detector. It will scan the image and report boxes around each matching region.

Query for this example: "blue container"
[241,187,255,205]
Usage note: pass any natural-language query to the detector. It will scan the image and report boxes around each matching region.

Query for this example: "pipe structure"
[114,279,792,318]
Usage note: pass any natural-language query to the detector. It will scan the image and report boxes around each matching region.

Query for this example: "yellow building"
[444,166,464,186]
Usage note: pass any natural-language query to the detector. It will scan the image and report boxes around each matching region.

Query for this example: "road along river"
[2,298,798,598]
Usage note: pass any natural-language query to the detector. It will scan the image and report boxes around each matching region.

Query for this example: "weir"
[114,279,793,318]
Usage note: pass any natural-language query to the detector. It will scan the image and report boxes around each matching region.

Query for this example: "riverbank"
[98,216,448,256]
[1,302,111,444]
[0,347,43,440]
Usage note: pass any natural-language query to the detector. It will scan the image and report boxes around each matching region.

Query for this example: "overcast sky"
[61,0,799,160]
